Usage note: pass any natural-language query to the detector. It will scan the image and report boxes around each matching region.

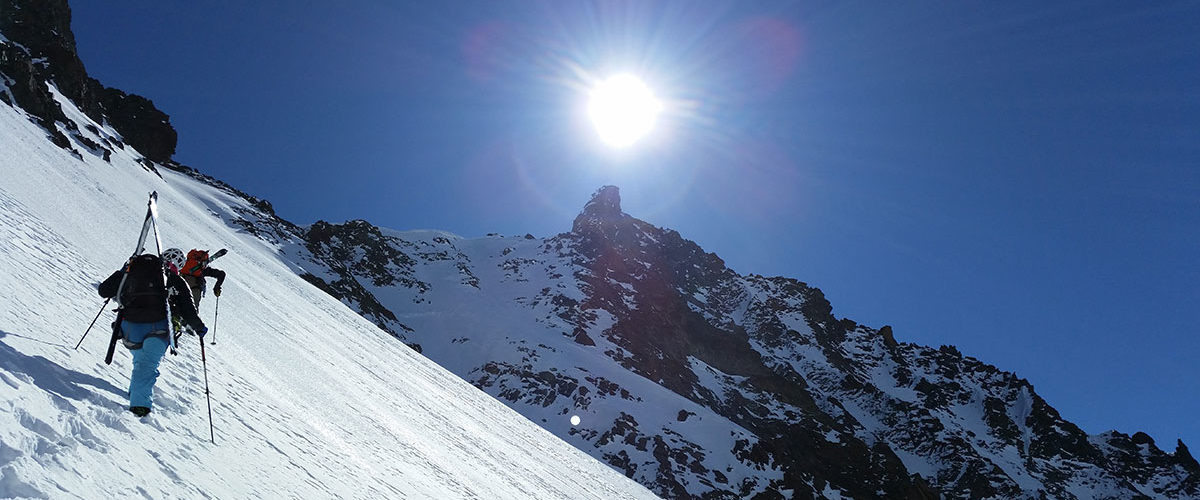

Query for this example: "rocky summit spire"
[582,185,622,217]
[1177,440,1200,473]
[572,185,627,233]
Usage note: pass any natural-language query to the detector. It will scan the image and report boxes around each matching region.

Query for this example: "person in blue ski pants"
[99,251,207,417]
[122,320,172,410]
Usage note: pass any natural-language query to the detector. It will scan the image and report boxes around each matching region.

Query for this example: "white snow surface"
[0,91,658,498]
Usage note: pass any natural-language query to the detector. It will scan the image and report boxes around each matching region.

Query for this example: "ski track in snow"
[0,90,657,498]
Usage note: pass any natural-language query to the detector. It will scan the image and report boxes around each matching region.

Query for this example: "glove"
[196,326,208,339]
[213,286,222,297]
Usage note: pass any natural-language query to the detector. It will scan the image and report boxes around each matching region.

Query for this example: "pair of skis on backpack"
[104,192,229,365]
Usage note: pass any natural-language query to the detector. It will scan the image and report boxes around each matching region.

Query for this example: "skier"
[98,253,207,417]
[170,247,227,308]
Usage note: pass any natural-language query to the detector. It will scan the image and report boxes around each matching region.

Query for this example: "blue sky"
[70,1,1199,449]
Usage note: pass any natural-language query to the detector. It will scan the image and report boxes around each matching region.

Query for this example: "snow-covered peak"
[290,189,1200,497]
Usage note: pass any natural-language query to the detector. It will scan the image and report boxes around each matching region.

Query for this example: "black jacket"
[98,269,205,331]
[201,267,226,288]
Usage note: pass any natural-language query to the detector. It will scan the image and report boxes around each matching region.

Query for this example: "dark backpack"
[119,254,168,322]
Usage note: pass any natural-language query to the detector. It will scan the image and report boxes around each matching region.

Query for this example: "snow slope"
[0,89,658,499]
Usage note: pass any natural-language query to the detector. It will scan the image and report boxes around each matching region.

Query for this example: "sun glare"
[587,74,663,148]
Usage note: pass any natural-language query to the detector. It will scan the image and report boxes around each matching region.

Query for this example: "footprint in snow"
[0,441,23,467]
[15,409,60,442]
[146,450,183,482]
[152,396,188,414]
[0,464,47,499]
[65,418,108,453]
[94,409,134,434]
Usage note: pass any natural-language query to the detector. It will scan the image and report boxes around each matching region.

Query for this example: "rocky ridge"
[278,186,1198,499]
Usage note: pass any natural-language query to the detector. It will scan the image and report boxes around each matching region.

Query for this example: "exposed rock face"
[0,0,176,162]
[567,187,931,498]
[88,84,176,161]
[302,219,426,336]
[1177,441,1200,474]
[572,184,626,233]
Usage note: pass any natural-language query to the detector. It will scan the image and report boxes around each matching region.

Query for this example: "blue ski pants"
[122,320,170,409]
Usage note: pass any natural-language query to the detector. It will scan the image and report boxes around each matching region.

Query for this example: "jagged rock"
[0,0,176,161]
[880,324,899,348]
[88,81,177,161]
[572,185,627,234]
[572,328,596,346]
[1177,440,1200,473]
[0,41,72,146]
[560,186,936,497]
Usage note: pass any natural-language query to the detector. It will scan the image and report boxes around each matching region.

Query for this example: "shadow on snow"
[0,329,126,401]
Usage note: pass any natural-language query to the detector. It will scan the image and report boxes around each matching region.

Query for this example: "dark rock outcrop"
[1177,440,1200,473]
[88,82,176,161]
[566,186,936,498]
[0,0,176,161]
[301,220,427,336]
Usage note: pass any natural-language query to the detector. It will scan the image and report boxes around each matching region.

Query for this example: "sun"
[587,74,663,148]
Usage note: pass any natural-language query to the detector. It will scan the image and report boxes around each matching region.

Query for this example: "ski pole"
[199,336,216,444]
[76,298,111,350]
[210,296,219,345]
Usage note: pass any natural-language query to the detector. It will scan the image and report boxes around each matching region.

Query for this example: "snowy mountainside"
[0,77,657,499]
[5,2,1197,498]
[291,186,1200,499]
